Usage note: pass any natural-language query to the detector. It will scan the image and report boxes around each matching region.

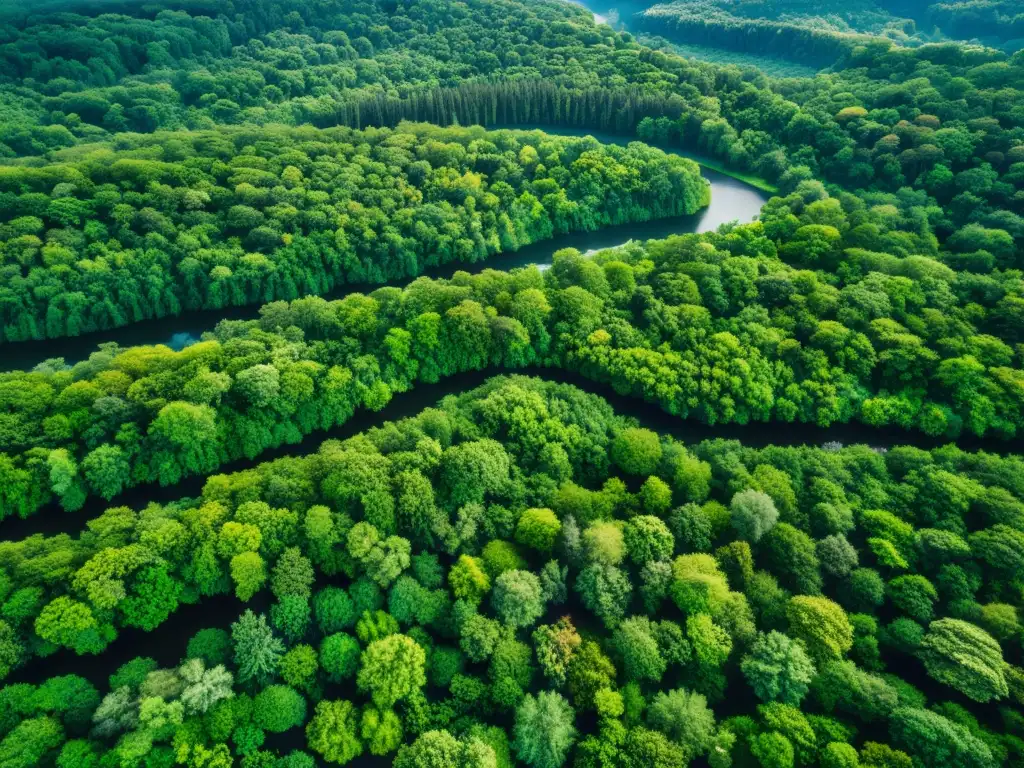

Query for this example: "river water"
[0,110,1014,756]
[2,6,1012,755]
[0,134,768,372]
[566,0,651,29]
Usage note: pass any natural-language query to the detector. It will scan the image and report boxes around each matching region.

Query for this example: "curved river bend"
[1,11,1008,750]
[1,131,768,372]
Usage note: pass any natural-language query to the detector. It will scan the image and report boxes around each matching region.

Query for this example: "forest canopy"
[1,375,1023,767]
[0,122,707,342]
[0,0,1022,766]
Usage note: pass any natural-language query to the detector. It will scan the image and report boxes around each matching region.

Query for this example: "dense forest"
[0,122,707,342]
[0,0,1022,766]
[636,1,893,70]
[2,375,1024,768]
[883,0,1024,50]
[3,189,1023,517]
[1,0,1020,262]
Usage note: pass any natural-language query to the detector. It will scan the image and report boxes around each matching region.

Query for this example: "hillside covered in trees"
[0,0,1022,766]
[633,0,1022,71]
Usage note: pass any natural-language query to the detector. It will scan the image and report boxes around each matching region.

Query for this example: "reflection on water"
[566,0,648,29]
[167,332,200,352]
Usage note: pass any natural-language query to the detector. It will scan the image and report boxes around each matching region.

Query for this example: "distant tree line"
[636,3,879,69]
[0,0,1019,281]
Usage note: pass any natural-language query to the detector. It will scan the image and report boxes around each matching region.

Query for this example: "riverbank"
[498,123,780,193]
[672,149,779,193]
[0,153,769,372]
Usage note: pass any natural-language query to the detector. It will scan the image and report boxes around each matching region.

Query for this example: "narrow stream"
[5,367,1020,546]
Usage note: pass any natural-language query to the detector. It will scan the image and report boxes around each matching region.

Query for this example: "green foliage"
[482,541,527,578]
[7,361,1024,768]
[751,730,796,768]
[612,429,663,476]
[356,610,400,645]
[271,595,311,644]
[647,688,716,761]
[230,552,266,602]
[513,691,577,768]
[0,717,64,768]
[449,556,492,605]
[742,631,816,705]
[763,524,822,595]
[313,588,356,635]
[515,509,562,554]
[576,563,633,628]
[232,611,283,686]
[624,516,675,567]
[613,616,668,683]
[759,702,817,765]
[187,629,232,668]
[731,490,779,543]
[253,686,306,733]
[822,742,860,768]
[888,707,994,768]
[583,522,626,567]
[567,640,617,711]
[786,596,853,663]
[459,613,503,663]
[394,729,496,768]
[533,617,582,687]
[279,645,318,693]
[319,633,361,684]
[179,658,233,715]
[271,549,315,600]
[357,634,427,709]
[360,705,403,756]
[917,618,1008,702]
[306,700,363,765]
[886,577,938,624]
[492,570,545,629]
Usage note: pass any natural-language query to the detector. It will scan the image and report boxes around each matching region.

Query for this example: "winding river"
[2,9,1013,753]
[5,125,1016,710]
[0,129,777,690]
[1,130,768,372]
[5,367,1021,546]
